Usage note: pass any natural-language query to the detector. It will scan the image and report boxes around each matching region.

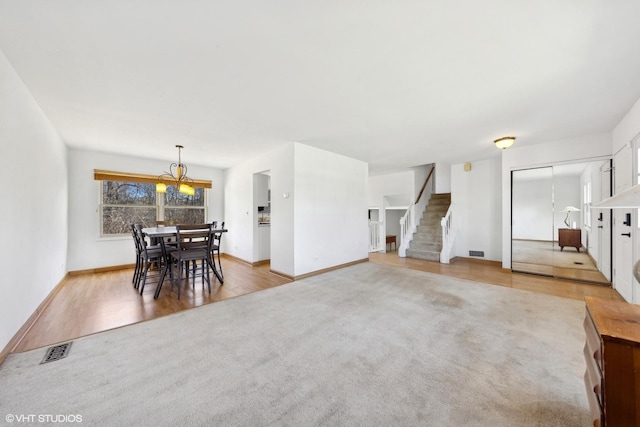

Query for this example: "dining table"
[142,225,227,299]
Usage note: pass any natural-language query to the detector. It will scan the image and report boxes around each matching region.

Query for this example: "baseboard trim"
[450,256,502,267]
[0,272,70,365]
[289,258,369,281]
[221,253,252,266]
[68,264,135,276]
[269,269,294,280]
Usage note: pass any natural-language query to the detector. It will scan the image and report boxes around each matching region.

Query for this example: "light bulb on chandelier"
[156,145,195,196]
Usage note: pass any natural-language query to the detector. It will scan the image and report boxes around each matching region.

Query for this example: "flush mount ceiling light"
[156,145,195,196]
[494,136,516,149]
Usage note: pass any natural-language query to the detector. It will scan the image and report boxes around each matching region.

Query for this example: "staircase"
[405,193,451,261]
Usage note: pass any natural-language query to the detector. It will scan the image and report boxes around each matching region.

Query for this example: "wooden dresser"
[559,228,581,251]
[583,296,640,427]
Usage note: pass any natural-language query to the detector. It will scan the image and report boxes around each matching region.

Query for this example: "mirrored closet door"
[511,160,612,284]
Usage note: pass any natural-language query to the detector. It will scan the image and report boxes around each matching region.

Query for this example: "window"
[101,181,158,235]
[96,169,211,237]
[161,186,207,225]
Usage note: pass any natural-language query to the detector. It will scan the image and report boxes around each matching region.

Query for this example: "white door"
[598,160,612,281]
[634,137,640,303]
[613,144,633,302]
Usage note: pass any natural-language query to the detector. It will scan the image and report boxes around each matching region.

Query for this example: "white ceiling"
[1,1,640,174]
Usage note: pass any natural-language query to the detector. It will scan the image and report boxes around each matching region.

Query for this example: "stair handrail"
[415,166,435,205]
[399,165,435,257]
[440,203,455,264]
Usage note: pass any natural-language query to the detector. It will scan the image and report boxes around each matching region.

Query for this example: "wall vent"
[469,250,485,257]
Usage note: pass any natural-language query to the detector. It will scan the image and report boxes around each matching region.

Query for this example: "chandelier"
[156,145,195,196]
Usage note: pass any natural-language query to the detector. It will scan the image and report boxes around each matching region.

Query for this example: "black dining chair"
[209,221,225,281]
[170,223,212,299]
[130,224,143,288]
[133,223,165,294]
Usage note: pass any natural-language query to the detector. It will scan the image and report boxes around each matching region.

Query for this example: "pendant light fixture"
[156,145,195,196]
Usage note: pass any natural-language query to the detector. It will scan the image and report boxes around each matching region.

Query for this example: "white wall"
[553,175,581,236]
[67,149,224,271]
[225,142,367,277]
[451,157,502,261]
[367,170,414,208]
[224,143,294,274]
[501,133,612,268]
[294,144,369,275]
[512,174,553,241]
[435,162,452,193]
[613,96,640,154]
[0,49,68,351]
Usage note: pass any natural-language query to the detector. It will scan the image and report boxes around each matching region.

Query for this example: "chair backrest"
[134,223,159,258]
[211,221,225,249]
[130,224,142,254]
[175,223,211,252]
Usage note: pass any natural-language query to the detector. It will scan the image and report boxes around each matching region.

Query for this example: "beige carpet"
[0,263,590,426]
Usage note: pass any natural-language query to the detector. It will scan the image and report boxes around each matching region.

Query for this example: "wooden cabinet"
[583,297,640,427]
[558,228,581,252]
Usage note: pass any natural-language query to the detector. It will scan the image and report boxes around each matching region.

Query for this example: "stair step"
[412,233,442,243]
[416,225,441,234]
[409,241,442,252]
[404,192,451,263]
[406,248,440,262]
[420,219,442,227]
[430,193,451,199]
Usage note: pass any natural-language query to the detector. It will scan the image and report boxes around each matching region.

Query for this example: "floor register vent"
[469,250,485,258]
[41,342,73,364]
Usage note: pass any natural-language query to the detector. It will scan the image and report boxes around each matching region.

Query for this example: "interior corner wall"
[451,157,502,261]
[367,170,414,208]
[501,133,612,268]
[294,144,369,276]
[435,162,451,193]
[613,95,640,154]
[412,164,433,201]
[224,143,295,275]
[0,49,68,352]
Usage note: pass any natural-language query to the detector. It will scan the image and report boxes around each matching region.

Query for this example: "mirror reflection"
[511,160,612,284]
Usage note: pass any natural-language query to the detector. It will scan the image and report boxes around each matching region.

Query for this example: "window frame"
[96,169,211,237]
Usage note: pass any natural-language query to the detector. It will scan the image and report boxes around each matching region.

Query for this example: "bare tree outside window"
[100,181,207,236]
[163,186,206,224]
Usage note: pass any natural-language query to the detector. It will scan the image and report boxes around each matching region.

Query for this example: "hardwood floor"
[11,252,622,354]
[13,256,292,353]
[370,252,621,301]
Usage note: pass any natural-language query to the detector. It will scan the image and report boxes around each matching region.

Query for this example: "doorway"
[511,160,612,284]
